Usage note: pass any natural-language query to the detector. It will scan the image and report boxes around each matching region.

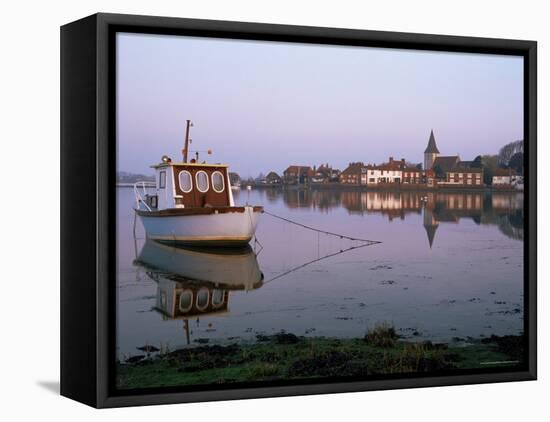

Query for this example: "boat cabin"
[155,279,230,320]
[143,162,235,211]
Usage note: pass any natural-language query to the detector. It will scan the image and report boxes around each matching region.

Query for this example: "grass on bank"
[117,326,523,390]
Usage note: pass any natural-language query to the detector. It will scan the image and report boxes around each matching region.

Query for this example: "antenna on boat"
[182,119,193,162]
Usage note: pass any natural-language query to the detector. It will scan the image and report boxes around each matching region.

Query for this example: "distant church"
[423,130,467,177]
[424,129,440,170]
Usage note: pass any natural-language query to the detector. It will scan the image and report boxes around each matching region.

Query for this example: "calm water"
[116,188,524,357]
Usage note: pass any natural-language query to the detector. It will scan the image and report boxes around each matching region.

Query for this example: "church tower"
[424,129,440,170]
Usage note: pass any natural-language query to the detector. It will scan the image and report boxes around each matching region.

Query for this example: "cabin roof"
[151,162,229,169]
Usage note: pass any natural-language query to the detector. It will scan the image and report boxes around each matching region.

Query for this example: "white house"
[492,168,518,186]
[366,157,405,185]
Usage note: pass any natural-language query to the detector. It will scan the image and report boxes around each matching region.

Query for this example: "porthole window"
[196,171,209,193]
[159,292,167,310]
[179,170,193,193]
[196,289,210,311]
[179,290,193,312]
[212,171,225,193]
[212,290,224,308]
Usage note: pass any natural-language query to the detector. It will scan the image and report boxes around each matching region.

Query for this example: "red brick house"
[283,165,313,184]
[340,162,366,185]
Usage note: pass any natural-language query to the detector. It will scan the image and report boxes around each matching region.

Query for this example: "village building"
[265,171,282,185]
[492,168,518,186]
[366,157,405,185]
[402,167,424,184]
[424,131,460,176]
[423,131,483,187]
[425,168,437,187]
[340,162,367,185]
[443,166,483,186]
[283,165,313,185]
[432,155,460,176]
[312,163,340,183]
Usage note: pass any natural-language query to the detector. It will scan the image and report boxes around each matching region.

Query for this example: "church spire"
[424,129,440,154]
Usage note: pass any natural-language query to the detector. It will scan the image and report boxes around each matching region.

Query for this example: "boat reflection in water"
[135,240,263,344]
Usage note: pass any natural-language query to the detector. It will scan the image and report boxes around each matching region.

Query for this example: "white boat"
[134,120,263,247]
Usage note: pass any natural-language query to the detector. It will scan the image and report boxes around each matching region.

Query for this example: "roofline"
[151,162,229,169]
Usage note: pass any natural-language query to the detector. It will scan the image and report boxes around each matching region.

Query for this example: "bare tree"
[498,140,523,165]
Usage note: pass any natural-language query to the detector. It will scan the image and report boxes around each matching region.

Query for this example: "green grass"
[364,322,399,348]
[116,333,523,390]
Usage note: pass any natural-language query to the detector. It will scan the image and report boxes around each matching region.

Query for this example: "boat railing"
[133,181,156,211]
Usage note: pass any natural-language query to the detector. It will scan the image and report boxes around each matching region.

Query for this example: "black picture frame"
[60,12,537,408]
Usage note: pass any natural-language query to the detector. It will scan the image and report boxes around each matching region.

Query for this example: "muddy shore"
[117,332,524,390]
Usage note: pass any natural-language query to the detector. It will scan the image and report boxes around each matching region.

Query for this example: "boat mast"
[182,119,193,162]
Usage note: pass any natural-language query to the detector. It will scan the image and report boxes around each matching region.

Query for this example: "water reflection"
[135,241,264,344]
[136,240,263,290]
[134,231,381,344]
[118,187,524,356]
[239,188,524,246]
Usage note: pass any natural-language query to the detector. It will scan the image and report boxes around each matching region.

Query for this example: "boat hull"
[137,240,263,290]
[136,205,263,247]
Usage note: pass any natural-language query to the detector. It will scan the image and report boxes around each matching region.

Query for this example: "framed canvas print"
[60,13,537,408]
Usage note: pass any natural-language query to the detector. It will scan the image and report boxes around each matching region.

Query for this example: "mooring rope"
[264,242,375,284]
[263,210,382,245]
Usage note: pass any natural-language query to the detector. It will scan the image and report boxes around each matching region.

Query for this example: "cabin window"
[159,292,167,310]
[179,290,193,312]
[159,171,166,189]
[212,290,224,308]
[196,288,210,311]
[179,170,193,193]
[196,171,209,193]
[211,171,225,193]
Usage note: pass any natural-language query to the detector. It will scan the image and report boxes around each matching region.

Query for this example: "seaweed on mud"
[481,335,524,361]
[274,332,301,344]
[125,355,146,364]
[136,345,159,353]
[167,344,241,361]
[256,332,301,344]
[288,351,352,377]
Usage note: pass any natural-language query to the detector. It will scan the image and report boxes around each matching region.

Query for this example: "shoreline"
[242,183,522,193]
[117,182,522,194]
[116,332,524,390]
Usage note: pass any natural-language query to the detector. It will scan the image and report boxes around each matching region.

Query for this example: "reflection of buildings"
[283,189,341,213]
[136,240,263,344]
[265,188,523,246]
[341,191,422,220]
